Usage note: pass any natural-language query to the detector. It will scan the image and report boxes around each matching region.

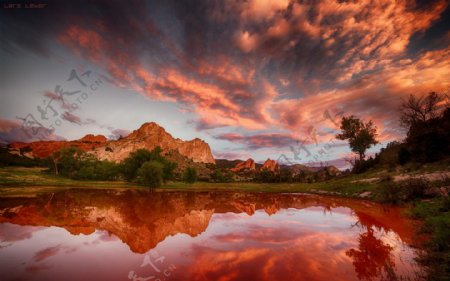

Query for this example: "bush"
[255,169,278,183]
[120,149,155,181]
[120,147,176,182]
[138,161,164,188]
[48,146,87,178]
[352,157,377,174]
[379,181,403,204]
[397,147,411,165]
[211,169,233,182]
[76,160,119,180]
[279,168,293,182]
[0,147,45,167]
[405,107,450,163]
[402,178,430,201]
[378,177,431,203]
[183,167,197,183]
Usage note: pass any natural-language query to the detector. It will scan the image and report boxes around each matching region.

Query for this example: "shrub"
[255,169,278,183]
[279,168,293,182]
[137,161,163,188]
[402,178,430,201]
[397,147,411,165]
[378,177,431,203]
[211,169,233,182]
[76,160,119,180]
[352,157,377,174]
[183,167,197,183]
[48,146,87,178]
[120,149,154,181]
[0,147,45,167]
[379,181,403,204]
[120,147,175,182]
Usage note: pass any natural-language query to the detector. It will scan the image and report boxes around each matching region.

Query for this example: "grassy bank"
[410,198,450,280]
[0,166,377,196]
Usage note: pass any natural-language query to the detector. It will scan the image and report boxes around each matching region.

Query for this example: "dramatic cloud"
[1,0,449,160]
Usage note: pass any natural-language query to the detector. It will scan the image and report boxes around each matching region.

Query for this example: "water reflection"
[0,189,422,281]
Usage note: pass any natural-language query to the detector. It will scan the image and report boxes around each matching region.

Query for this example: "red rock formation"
[8,122,215,164]
[261,158,279,172]
[230,158,256,172]
[9,135,107,158]
[91,122,215,164]
[78,134,108,143]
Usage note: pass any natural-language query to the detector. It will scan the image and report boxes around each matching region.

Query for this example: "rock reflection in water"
[0,189,422,281]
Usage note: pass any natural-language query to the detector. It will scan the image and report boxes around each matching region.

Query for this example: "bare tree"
[399,92,446,128]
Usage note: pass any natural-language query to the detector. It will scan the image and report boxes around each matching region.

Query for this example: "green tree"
[120,147,175,182]
[120,149,154,181]
[162,161,177,183]
[255,169,277,183]
[76,160,119,180]
[279,168,293,182]
[183,167,197,183]
[138,161,164,188]
[336,116,378,161]
[50,146,86,178]
[211,169,233,183]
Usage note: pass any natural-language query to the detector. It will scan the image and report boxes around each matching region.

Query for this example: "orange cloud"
[55,1,449,151]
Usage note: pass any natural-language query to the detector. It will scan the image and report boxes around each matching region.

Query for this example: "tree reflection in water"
[346,227,396,281]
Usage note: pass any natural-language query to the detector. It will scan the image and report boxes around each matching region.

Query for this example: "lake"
[0,189,423,281]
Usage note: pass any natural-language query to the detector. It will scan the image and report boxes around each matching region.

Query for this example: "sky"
[0,0,449,168]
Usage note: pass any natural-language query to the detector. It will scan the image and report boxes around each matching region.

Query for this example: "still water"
[0,189,423,281]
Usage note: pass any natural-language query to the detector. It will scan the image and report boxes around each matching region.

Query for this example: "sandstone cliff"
[230,158,256,172]
[261,158,279,172]
[8,134,107,158]
[91,122,215,164]
[8,122,215,164]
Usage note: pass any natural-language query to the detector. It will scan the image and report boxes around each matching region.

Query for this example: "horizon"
[1,0,449,169]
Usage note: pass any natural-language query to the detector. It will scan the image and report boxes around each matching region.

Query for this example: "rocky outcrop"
[261,158,279,172]
[8,134,107,158]
[8,122,215,164]
[324,165,341,177]
[91,122,215,164]
[78,134,107,143]
[289,164,316,176]
[230,158,256,172]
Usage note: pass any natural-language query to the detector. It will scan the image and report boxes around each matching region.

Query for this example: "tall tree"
[336,116,378,161]
[399,91,446,128]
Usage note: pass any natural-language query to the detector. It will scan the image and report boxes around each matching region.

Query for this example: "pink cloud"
[54,1,449,152]
[0,118,65,144]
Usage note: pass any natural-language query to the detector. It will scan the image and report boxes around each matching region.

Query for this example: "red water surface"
[0,190,423,281]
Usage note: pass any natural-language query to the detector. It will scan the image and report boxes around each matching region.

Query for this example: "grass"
[0,167,143,197]
[409,198,450,281]
[0,166,377,197]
